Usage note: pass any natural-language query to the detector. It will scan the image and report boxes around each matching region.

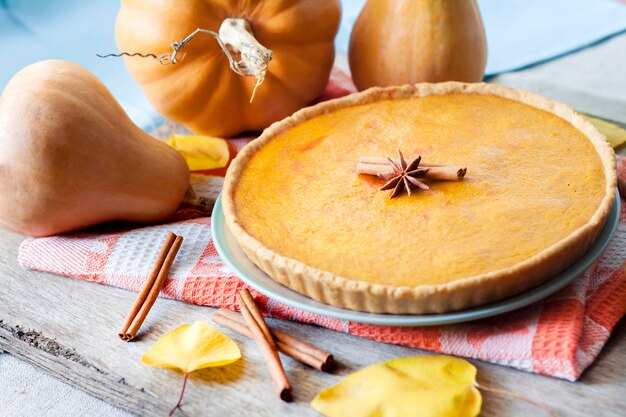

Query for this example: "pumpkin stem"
[98,19,271,102]
[165,19,272,103]
[218,18,272,102]
[181,186,214,213]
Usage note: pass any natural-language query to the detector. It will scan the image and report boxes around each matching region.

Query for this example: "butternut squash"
[349,0,487,91]
[0,60,190,237]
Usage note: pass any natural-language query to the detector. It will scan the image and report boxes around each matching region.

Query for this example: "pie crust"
[222,82,616,314]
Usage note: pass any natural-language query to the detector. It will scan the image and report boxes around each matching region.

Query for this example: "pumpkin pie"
[222,83,616,314]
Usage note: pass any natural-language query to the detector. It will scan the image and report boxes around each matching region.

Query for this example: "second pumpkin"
[349,0,487,91]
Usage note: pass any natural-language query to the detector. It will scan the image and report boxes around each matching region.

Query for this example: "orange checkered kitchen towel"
[18,70,626,381]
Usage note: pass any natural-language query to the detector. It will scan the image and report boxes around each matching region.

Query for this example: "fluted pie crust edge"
[222,82,617,314]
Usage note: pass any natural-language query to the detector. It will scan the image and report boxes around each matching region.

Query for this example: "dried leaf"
[142,321,241,374]
[585,115,626,149]
[311,356,481,417]
[165,134,231,171]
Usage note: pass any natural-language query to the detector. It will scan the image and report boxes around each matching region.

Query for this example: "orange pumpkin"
[349,0,487,91]
[115,0,341,137]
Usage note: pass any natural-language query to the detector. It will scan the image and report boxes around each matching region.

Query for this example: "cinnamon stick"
[119,233,176,340]
[359,156,445,167]
[238,289,276,350]
[213,308,334,372]
[124,234,184,341]
[237,290,292,402]
[356,162,467,181]
[213,312,326,371]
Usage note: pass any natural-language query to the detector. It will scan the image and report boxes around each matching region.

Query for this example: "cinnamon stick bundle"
[118,232,183,341]
[237,289,292,402]
[212,308,334,372]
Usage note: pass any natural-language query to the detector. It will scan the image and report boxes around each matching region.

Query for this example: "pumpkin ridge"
[141,53,226,111]
[187,71,248,136]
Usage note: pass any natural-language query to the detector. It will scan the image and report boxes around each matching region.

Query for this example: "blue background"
[2,0,626,131]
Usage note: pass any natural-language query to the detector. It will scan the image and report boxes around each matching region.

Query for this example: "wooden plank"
[1,228,626,416]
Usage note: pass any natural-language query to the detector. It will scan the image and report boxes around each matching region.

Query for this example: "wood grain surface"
[1,227,625,416]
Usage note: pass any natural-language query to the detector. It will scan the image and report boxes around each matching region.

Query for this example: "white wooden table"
[2,36,626,417]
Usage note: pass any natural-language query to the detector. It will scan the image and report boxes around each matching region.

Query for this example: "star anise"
[379,150,429,199]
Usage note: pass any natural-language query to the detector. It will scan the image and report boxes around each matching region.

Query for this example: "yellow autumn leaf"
[311,356,481,417]
[165,134,231,171]
[142,321,241,374]
[586,115,626,149]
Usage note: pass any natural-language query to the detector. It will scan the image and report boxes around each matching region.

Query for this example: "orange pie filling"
[233,94,608,288]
